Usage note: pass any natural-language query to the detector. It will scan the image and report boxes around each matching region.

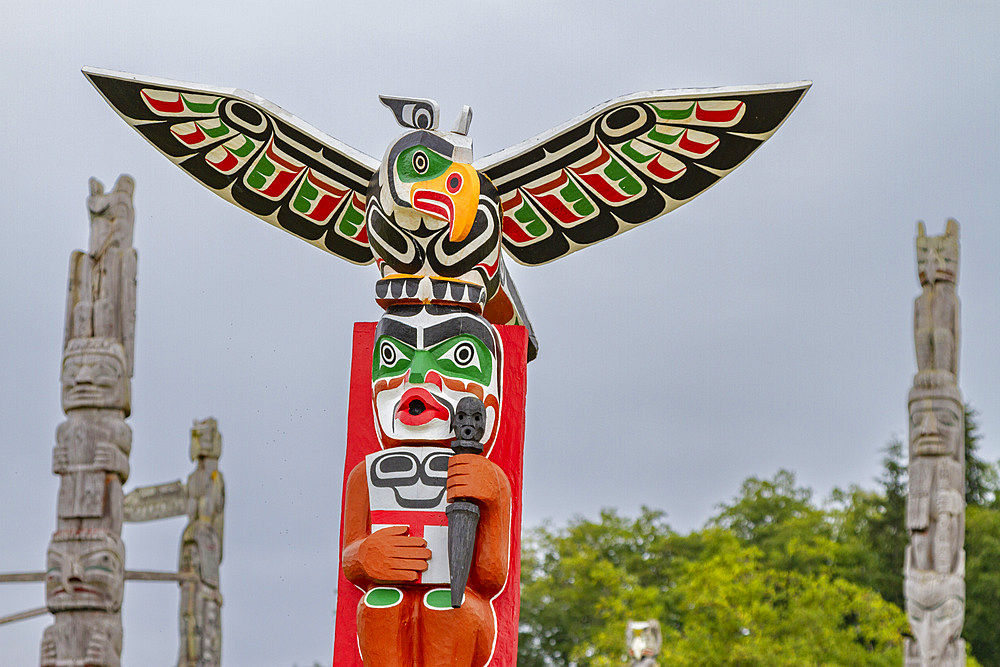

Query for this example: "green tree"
[518,508,675,667]
[827,438,908,607]
[660,540,907,666]
[965,505,1000,665]
[965,406,999,507]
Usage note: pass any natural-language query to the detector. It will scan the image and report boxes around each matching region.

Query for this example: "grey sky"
[2,2,998,665]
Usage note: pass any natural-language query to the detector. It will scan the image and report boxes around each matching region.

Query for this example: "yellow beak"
[409,162,480,243]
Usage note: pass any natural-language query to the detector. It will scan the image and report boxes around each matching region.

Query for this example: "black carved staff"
[446,396,487,607]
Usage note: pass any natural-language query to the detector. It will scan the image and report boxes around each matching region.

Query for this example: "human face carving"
[909,397,963,457]
[61,348,127,411]
[372,305,500,450]
[45,536,124,612]
[905,567,965,666]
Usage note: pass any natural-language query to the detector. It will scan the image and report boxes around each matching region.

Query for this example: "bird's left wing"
[83,67,379,264]
[474,82,810,266]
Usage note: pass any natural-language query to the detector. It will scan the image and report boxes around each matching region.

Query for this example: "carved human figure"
[40,531,125,667]
[914,220,959,385]
[904,552,966,667]
[178,418,225,667]
[342,304,511,666]
[906,387,964,573]
[54,339,133,531]
[626,619,662,666]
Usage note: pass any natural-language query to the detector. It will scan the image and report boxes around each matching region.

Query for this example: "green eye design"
[440,340,480,370]
[431,336,491,384]
[396,145,450,183]
[373,337,414,380]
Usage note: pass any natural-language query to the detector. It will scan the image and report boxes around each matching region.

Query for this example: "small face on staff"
[372,305,500,451]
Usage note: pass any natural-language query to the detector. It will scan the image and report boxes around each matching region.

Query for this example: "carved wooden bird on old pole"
[84,68,809,360]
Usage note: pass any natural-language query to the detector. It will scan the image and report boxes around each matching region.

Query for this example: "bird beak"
[409,162,480,243]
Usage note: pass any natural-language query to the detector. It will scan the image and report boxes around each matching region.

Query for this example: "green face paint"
[373,334,492,386]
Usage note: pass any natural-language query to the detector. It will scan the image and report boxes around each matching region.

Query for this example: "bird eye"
[412,151,429,175]
[379,341,399,367]
[446,172,463,194]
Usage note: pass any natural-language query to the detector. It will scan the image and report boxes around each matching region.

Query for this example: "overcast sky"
[2,2,998,665]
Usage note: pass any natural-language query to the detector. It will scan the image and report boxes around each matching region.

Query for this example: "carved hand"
[95,442,129,479]
[84,628,121,667]
[447,454,505,506]
[52,444,70,473]
[356,525,432,583]
[39,628,57,666]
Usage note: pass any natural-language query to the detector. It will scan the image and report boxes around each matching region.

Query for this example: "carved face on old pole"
[45,532,125,612]
[372,304,501,451]
[905,557,966,667]
[60,340,130,413]
[908,390,963,458]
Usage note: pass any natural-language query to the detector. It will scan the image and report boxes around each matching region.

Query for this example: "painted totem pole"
[904,220,965,667]
[85,67,809,664]
[626,620,662,666]
[41,175,136,667]
[123,418,225,667]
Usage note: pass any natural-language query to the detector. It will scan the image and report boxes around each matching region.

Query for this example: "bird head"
[378,96,480,243]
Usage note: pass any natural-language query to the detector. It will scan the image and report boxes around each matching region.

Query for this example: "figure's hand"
[356,525,431,583]
[94,442,129,480]
[447,454,506,506]
[40,628,57,666]
[85,629,121,667]
[52,444,70,473]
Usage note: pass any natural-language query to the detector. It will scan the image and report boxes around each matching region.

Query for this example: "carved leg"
[356,588,413,667]
[932,327,955,377]
[417,589,495,667]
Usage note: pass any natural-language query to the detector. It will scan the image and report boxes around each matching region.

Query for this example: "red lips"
[396,387,449,426]
[411,189,455,224]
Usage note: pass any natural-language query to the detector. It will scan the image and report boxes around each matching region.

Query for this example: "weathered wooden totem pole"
[904,220,965,667]
[625,619,662,666]
[85,66,808,664]
[123,418,226,667]
[41,175,137,667]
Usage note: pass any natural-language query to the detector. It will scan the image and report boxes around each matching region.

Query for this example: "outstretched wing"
[475,83,810,266]
[83,67,379,264]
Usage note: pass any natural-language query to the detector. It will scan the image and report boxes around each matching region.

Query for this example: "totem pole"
[904,219,965,667]
[122,418,225,667]
[85,66,808,664]
[41,175,136,667]
[625,620,662,666]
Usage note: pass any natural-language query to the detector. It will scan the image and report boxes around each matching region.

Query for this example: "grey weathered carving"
[904,220,965,667]
[626,619,662,666]
[913,220,959,387]
[42,175,136,667]
[123,418,225,667]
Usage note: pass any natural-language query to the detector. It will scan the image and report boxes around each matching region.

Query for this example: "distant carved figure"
[121,417,225,667]
[42,175,136,667]
[178,418,225,667]
[914,220,959,385]
[905,219,965,667]
[626,619,662,666]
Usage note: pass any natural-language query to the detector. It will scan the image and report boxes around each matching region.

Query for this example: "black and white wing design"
[475,82,810,266]
[83,67,379,264]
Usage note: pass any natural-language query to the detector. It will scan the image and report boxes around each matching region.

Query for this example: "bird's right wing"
[84,67,379,264]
